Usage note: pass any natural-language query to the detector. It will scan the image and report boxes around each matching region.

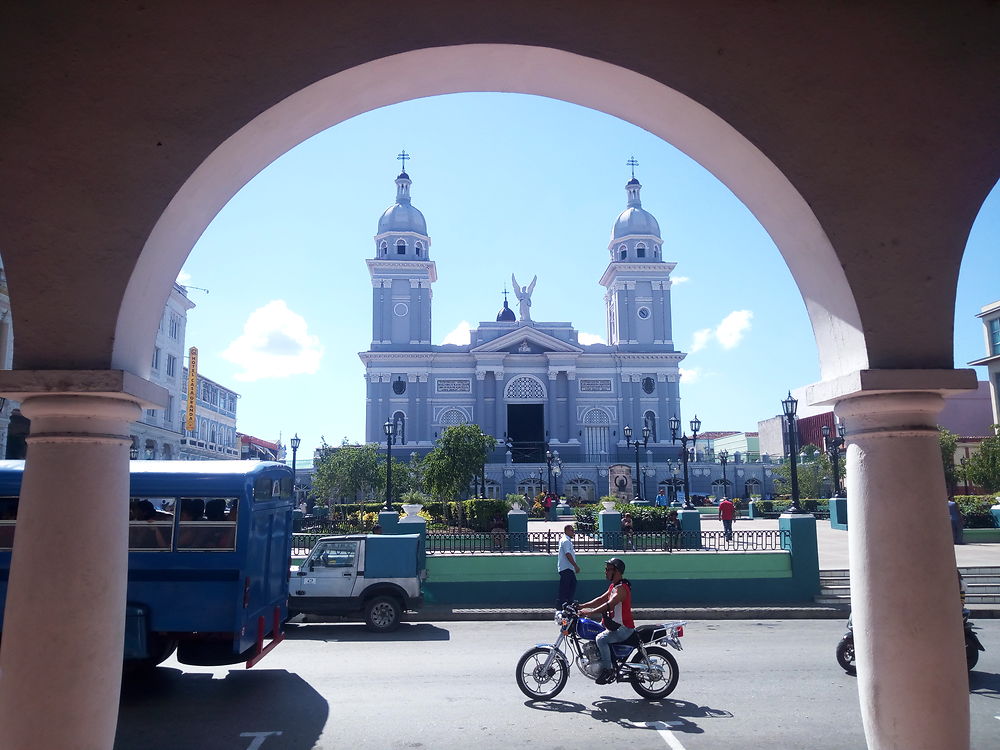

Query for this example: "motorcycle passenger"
[579,557,635,684]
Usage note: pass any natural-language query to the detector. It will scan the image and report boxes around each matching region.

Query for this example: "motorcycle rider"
[579,557,635,684]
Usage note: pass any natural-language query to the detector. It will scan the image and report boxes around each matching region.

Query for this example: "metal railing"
[425,529,790,555]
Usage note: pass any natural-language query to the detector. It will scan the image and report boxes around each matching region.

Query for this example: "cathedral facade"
[359,168,690,501]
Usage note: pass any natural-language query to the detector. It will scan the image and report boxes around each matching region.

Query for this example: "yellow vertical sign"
[185,346,198,432]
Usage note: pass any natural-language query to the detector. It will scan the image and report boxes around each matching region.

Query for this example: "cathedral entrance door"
[507,403,545,462]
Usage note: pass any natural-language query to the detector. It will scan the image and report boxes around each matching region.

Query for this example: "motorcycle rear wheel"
[516,646,569,700]
[836,637,856,676]
[629,646,679,699]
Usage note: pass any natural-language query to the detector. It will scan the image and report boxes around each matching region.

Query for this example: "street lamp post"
[670,461,681,503]
[383,419,397,511]
[821,421,846,497]
[669,414,701,509]
[718,450,729,499]
[290,433,301,506]
[623,425,651,502]
[782,391,803,513]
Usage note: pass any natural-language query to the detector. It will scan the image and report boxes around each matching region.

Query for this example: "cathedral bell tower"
[598,163,677,352]
[367,155,437,350]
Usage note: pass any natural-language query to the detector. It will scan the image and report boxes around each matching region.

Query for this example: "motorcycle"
[515,603,686,700]
[836,609,986,675]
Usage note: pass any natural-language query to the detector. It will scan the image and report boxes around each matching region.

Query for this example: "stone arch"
[115,44,863,384]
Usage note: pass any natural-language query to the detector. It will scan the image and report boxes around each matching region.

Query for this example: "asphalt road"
[115,619,1000,750]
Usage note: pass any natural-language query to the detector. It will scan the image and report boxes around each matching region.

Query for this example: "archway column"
[818,371,975,750]
[0,372,163,750]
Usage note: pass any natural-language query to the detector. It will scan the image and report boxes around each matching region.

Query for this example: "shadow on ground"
[524,694,731,737]
[116,668,327,750]
[284,621,451,643]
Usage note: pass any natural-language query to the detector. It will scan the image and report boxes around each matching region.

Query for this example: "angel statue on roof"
[511,273,537,323]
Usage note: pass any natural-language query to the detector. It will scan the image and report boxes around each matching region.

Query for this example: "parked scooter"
[515,602,686,700]
[836,574,986,674]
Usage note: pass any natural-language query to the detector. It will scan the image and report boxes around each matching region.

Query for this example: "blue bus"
[0,460,294,669]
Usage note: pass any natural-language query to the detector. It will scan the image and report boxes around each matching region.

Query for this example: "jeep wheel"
[364,595,402,633]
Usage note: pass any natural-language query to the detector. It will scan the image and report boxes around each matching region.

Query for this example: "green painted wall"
[423,551,799,606]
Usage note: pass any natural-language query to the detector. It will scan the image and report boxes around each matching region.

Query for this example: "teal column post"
[779,512,819,600]
[378,509,401,535]
[598,507,622,550]
[507,506,529,551]
[829,496,849,530]
[991,502,1000,530]
[678,509,701,549]
[398,505,427,571]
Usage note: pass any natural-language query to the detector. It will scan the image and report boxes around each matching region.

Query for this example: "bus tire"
[124,632,177,674]
[363,595,401,632]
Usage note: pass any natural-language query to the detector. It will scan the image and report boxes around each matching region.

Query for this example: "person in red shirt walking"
[718,496,736,541]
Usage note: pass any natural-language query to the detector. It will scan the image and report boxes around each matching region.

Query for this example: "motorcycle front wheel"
[515,646,569,700]
[836,636,856,676]
[629,646,679,699]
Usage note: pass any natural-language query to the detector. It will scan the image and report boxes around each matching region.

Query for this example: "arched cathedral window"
[504,376,546,401]
[440,408,467,426]
[396,240,406,255]
[636,243,646,258]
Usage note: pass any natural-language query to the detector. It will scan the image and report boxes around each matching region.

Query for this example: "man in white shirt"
[557,524,581,609]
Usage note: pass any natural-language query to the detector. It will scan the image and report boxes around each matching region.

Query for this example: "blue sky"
[179,93,999,459]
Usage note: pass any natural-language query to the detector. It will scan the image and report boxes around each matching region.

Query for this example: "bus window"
[176,497,238,551]
[0,496,17,550]
[128,498,172,551]
[255,477,291,500]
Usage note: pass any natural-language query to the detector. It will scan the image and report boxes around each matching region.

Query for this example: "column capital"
[0,369,166,409]
[806,368,977,408]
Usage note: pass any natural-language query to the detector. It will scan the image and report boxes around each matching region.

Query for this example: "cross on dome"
[626,155,639,179]
[397,149,411,173]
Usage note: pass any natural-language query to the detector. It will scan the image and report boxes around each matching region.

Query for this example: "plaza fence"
[424,528,790,555]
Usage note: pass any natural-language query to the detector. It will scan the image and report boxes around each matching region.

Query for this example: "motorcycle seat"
[632,624,668,645]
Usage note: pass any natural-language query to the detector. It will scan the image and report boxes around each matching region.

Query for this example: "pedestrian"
[665,509,680,550]
[621,512,635,550]
[947,499,964,545]
[718,496,735,541]
[556,524,581,609]
[654,488,668,507]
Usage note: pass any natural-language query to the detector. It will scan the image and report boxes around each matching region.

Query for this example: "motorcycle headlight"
[554,611,564,626]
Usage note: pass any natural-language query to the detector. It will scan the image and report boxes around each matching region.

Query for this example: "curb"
[408,605,854,622]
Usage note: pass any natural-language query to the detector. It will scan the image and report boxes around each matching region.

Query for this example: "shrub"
[954,495,999,528]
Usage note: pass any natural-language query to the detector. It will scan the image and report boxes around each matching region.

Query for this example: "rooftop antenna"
[184,285,210,294]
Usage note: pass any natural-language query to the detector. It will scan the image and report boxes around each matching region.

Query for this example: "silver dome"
[377,172,428,235]
[610,177,661,240]
[378,202,427,235]
[612,206,660,240]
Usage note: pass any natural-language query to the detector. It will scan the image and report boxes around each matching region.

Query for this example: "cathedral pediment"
[471,326,583,354]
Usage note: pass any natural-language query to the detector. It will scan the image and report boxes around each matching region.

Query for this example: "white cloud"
[221,300,323,382]
[679,367,699,383]
[441,321,471,346]
[690,328,713,353]
[671,276,690,285]
[578,331,606,345]
[176,270,192,285]
[715,309,753,349]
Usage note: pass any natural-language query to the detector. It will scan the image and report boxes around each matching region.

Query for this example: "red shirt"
[607,580,634,628]
[718,499,735,520]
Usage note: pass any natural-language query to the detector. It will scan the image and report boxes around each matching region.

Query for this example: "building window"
[151,347,161,370]
[165,395,174,423]
[166,354,177,378]
[146,408,156,419]
[439,408,467,426]
[636,243,646,258]
[168,314,180,340]
[620,249,627,260]
[990,318,1000,355]
[380,241,388,256]
[415,242,423,257]
[396,240,406,255]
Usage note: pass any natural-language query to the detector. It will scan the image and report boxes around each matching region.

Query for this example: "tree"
[312,442,385,504]
[962,425,1000,494]
[773,443,832,499]
[938,427,960,493]
[422,424,496,501]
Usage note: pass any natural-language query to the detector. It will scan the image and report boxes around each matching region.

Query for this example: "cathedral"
[359,164,688,501]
